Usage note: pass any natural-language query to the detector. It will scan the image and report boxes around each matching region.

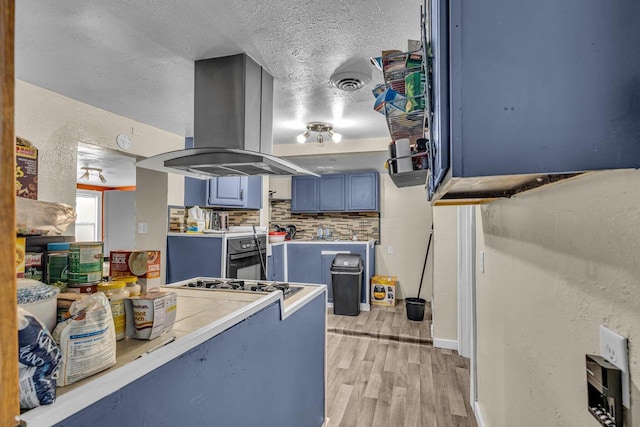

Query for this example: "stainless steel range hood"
[136,53,317,178]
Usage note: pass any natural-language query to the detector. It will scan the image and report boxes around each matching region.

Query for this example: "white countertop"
[269,239,376,247]
[21,280,325,427]
[167,231,266,238]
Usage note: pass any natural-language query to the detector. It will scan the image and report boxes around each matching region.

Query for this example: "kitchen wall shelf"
[377,4,433,189]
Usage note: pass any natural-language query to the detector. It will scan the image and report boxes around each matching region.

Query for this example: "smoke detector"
[330,71,370,91]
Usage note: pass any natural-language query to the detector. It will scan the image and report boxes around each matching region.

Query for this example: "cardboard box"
[16,137,38,200]
[371,275,397,307]
[125,291,177,340]
[16,237,26,278]
[110,250,161,292]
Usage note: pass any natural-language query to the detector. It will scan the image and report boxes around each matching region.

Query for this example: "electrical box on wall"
[586,354,623,426]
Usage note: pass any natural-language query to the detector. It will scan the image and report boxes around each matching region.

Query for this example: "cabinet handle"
[240,189,244,200]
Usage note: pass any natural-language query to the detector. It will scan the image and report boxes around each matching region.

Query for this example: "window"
[75,190,102,241]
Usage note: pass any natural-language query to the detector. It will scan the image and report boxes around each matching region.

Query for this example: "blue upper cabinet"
[208,176,245,206]
[208,176,262,209]
[292,172,379,213]
[347,172,379,212]
[184,137,262,209]
[291,176,319,212]
[319,174,346,211]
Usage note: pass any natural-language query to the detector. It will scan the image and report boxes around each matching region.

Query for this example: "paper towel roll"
[395,138,413,173]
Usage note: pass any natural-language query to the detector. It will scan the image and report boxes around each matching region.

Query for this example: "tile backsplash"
[226,209,260,226]
[270,200,380,242]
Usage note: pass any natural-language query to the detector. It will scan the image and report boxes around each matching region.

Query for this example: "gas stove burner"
[181,279,302,299]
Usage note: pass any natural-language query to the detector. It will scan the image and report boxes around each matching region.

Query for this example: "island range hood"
[135,54,317,178]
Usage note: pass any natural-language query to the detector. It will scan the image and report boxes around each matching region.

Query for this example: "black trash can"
[330,254,363,316]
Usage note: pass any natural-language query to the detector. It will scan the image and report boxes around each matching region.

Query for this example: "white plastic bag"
[16,198,76,235]
[187,205,205,232]
[17,307,62,409]
[52,293,116,386]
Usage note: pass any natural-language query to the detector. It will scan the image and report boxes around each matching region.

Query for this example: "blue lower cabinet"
[271,245,285,282]
[321,254,334,303]
[287,243,370,305]
[54,295,326,427]
[287,245,323,284]
[167,236,222,283]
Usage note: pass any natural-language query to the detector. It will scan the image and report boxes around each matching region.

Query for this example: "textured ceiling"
[16,1,422,186]
[76,143,138,187]
[15,0,422,145]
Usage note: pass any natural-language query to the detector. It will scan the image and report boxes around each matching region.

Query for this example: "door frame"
[457,205,477,403]
[0,1,18,424]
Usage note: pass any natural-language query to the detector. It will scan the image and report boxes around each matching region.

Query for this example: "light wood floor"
[326,302,477,427]
[327,300,433,344]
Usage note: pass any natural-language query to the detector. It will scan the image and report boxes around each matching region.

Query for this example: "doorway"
[76,142,138,254]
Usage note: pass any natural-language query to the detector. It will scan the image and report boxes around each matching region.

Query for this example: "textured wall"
[376,174,433,300]
[473,170,640,426]
[14,81,184,273]
[432,206,458,342]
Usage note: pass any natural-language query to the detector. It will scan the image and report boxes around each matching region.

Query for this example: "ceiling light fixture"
[296,122,342,145]
[78,167,107,184]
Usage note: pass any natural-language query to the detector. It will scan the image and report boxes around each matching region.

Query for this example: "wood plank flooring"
[326,301,477,427]
[327,300,433,344]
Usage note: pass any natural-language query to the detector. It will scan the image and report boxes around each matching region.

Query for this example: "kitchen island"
[21,281,327,427]
[268,239,376,310]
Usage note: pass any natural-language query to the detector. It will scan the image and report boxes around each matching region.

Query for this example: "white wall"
[15,80,184,280]
[376,174,433,300]
[471,170,640,426]
[432,206,457,342]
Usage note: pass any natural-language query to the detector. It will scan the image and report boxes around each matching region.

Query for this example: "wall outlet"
[600,325,630,408]
[387,246,393,255]
[137,222,148,234]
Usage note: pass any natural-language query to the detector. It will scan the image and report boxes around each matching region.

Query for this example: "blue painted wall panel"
[166,236,222,282]
[55,296,326,427]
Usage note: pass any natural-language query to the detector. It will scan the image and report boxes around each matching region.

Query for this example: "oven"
[226,235,267,280]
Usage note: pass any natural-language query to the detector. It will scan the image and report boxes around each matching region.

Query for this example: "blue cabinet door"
[318,174,346,211]
[208,176,245,206]
[271,244,285,282]
[207,176,262,209]
[287,245,322,284]
[347,172,379,212]
[291,176,319,212]
[167,236,223,283]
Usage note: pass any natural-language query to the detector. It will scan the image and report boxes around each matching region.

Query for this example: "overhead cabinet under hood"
[136,54,316,178]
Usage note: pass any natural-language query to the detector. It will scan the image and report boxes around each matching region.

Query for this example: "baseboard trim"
[474,401,486,427]
[326,302,370,312]
[433,338,458,350]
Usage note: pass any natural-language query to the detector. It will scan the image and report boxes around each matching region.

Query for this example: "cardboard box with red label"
[109,250,161,292]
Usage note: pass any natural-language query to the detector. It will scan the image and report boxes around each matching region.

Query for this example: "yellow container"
[97,281,129,340]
